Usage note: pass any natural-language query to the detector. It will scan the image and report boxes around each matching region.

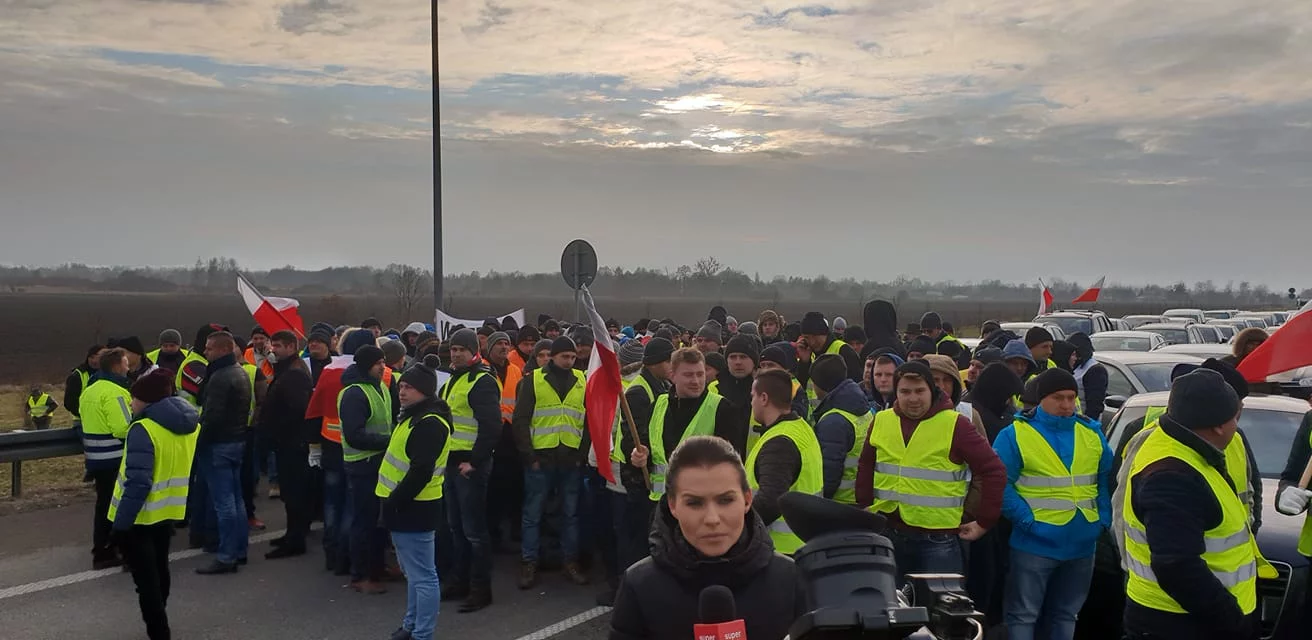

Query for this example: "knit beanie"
[550,336,577,356]
[310,322,335,337]
[1034,367,1079,401]
[1172,358,1250,401]
[696,321,723,344]
[833,317,847,332]
[571,326,595,346]
[737,321,759,336]
[810,354,847,393]
[158,329,182,346]
[920,312,943,331]
[981,320,1002,336]
[517,325,541,344]
[619,340,646,366]
[906,336,936,357]
[972,347,1004,366]
[905,322,921,336]
[340,329,376,356]
[533,339,553,358]
[486,331,511,350]
[543,319,560,334]
[704,351,727,375]
[400,358,440,397]
[761,343,798,371]
[354,345,384,370]
[800,312,829,336]
[643,337,675,366]
[843,326,867,344]
[251,326,269,338]
[1167,369,1240,430]
[476,325,494,339]
[449,328,479,354]
[308,330,333,346]
[725,334,761,365]
[112,336,146,357]
[1025,326,1055,349]
[501,316,519,331]
[130,368,175,404]
[381,339,407,365]
[936,340,964,359]
[654,328,676,343]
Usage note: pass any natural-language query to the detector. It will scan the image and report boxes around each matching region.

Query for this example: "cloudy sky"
[1,0,1310,286]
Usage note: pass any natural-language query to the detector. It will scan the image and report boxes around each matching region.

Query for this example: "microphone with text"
[695,585,747,640]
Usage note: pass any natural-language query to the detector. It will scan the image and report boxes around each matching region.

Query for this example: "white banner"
[434,308,526,339]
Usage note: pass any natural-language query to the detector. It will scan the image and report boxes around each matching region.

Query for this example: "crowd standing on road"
[45,302,1312,640]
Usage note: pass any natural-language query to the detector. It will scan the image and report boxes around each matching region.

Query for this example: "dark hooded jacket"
[711,369,754,445]
[111,397,199,530]
[966,363,1023,444]
[608,500,807,640]
[1050,341,1077,373]
[813,378,873,499]
[1068,332,1109,420]
[64,360,97,420]
[259,355,314,447]
[862,300,906,358]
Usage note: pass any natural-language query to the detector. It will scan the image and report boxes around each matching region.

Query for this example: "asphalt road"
[0,495,613,640]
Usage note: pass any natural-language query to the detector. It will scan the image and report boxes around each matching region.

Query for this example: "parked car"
[1204,320,1239,341]
[1001,322,1067,341]
[1271,311,1290,326]
[1162,308,1206,324]
[1155,343,1233,359]
[1089,331,1166,353]
[1111,318,1132,331]
[1032,311,1115,335]
[1120,315,1166,329]
[1094,350,1205,424]
[1193,324,1225,344]
[1079,392,1311,640]
[1235,313,1272,329]
[1134,323,1206,346]
[1203,309,1238,320]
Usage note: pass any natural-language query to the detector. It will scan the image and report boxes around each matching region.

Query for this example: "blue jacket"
[339,364,393,457]
[112,397,199,531]
[812,379,872,500]
[994,407,1112,561]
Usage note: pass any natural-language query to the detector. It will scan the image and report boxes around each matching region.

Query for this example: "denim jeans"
[321,442,352,572]
[197,441,249,564]
[346,456,386,581]
[521,464,581,563]
[391,530,438,640]
[886,528,964,583]
[444,463,491,588]
[1004,550,1094,640]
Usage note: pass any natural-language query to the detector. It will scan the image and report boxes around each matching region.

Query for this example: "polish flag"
[581,285,622,484]
[237,274,305,338]
[1237,308,1312,383]
[1072,276,1106,304]
[1038,279,1055,316]
[305,355,353,426]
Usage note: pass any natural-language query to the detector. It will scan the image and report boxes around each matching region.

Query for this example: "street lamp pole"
[431,0,444,311]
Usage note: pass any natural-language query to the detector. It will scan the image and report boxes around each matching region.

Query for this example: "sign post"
[560,239,598,323]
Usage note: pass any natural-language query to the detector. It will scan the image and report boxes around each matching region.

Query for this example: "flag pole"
[617,389,652,490]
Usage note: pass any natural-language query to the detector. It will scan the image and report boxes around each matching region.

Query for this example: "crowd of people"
[49,300,1312,640]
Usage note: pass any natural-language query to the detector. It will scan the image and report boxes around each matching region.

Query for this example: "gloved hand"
[1276,486,1312,516]
[307,444,322,469]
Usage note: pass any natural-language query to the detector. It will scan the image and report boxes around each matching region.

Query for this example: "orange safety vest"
[501,361,524,423]
[243,348,275,379]
[320,366,394,443]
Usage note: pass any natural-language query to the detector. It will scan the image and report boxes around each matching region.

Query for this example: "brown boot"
[563,561,590,586]
[517,561,538,590]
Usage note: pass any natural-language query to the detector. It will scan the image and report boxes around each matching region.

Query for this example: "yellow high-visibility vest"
[868,409,967,529]
[648,393,723,501]
[107,418,198,525]
[1012,419,1102,525]
[375,413,450,501]
[746,417,823,554]
[528,368,586,450]
[818,407,873,505]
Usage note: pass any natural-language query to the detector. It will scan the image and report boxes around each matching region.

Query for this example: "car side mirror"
[1105,395,1126,409]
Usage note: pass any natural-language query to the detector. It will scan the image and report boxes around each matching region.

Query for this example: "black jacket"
[750,413,804,526]
[797,337,864,388]
[609,500,807,640]
[383,396,451,532]
[1122,416,1259,640]
[513,362,587,467]
[441,362,502,469]
[64,363,95,419]
[712,370,753,448]
[198,354,251,445]
[963,363,1024,444]
[258,357,313,447]
[619,368,671,494]
[638,388,745,469]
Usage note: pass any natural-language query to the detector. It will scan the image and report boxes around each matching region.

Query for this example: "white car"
[1089,331,1165,353]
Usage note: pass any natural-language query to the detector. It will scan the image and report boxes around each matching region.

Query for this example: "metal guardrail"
[0,428,82,498]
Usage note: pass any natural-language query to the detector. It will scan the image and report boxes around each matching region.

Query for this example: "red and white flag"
[581,285,622,483]
[1237,308,1312,383]
[237,274,305,338]
[1038,279,1055,316]
[1072,276,1105,304]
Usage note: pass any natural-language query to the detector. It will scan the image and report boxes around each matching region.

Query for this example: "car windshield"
[1127,363,1184,392]
[1042,316,1092,336]
[1203,311,1231,320]
[1092,336,1155,351]
[1123,316,1159,329]
[1111,407,1304,478]
[1142,328,1189,345]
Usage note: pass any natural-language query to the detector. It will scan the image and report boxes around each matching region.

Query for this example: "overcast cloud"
[1,0,1309,286]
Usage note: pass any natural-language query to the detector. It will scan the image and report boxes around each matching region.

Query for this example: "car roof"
[1155,344,1232,356]
[1095,351,1205,365]
[1121,391,1311,412]
[1038,311,1101,318]
[1091,331,1159,339]
[1163,308,1203,313]
[1135,323,1192,331]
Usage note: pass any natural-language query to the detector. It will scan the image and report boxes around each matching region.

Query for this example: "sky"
[1,0,1310,287]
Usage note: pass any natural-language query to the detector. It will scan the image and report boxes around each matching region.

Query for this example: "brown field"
[0,387,90,513]
[1,291,1182,388]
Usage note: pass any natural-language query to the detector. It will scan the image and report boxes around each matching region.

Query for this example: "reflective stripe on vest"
[1123,426,1262,615]
[241,363,258,425]
[819,407,874,505]
[337,382,393,462]
[868,409,968,529]
[174,352,208,406]
[1012,419,1103,525]
[442,370,493,452]
[28,394,52,418]
[1145,407,1255,515]
[648,393,723,501]
[375,413,450,501]
[107,418,198,526]
[79,379,132,461]
[611,375,655,464]
[529,368,586,450]
[746,417,824,554]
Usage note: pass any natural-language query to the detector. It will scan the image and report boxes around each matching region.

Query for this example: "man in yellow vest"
[65,344,107,428]
[80,346,134,569]
[25,385,58,430]
[439,328,502,612]
[109,369,198,640]
[795,312,863,416]
[511,335,590,589]
[744,368,823,554]
[758,342,813,422]
[378,357,450,640]
[856,360,1006,577]
[809,355,873,505]
[338,343,394,594]
[993,368,1111,640]
[148,329,188,375]
[1119,369,1267,640]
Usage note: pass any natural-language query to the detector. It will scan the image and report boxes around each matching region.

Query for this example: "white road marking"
[511,606,611,640]
[0,528,291,601]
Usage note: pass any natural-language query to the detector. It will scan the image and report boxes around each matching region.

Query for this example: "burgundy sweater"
[855,395,1005,533]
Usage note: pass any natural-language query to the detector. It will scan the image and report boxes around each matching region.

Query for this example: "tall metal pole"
[431,0,444,311]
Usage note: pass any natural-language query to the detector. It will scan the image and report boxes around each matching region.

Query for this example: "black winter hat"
[570,326,595,346]
[810,354,847,393]
[725,334,761,365]
[703,351,727,374]
[1025,326,1055,348]
[905,322,921,335]
[906,336,936,357]
[308,330,333,346]
[936,339,964,359]
[761,343,798,371]
[517,325,541,344]
[532,339,553,357]
[981,320,1002,335]
[361,317,381,329]
[476,326,494,338]
[1172,358,1250,401]
[111,336,146,357]
[800,312,829,336]
[1034,368,1079,401]
[500,316,519,331]
[654,328,676,343]
[354,345,385,370]
[696,321,723,344]
[340,329,375,356]
[400,359,440,397]
[550,336,577,356]
[972,347,1004,365]
[1168,369,1240,430]
[920,312,943,331]
[449,328,479,354]
[542,319,560,333]
[643,337,675,366]
[537,314,552,328]
[843,325,867,344]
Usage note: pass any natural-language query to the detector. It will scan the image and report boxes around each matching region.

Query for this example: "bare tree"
[694,256,723,278]
[388,264,430,321]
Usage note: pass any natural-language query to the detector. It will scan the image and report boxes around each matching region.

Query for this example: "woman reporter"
[609,436,807,640]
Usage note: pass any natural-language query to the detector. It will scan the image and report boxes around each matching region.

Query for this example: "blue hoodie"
[112,397,199,531]
[993,407,1112,561]
[812,379,874,499]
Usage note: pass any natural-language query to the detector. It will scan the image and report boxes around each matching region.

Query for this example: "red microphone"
[694,585,747,640]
